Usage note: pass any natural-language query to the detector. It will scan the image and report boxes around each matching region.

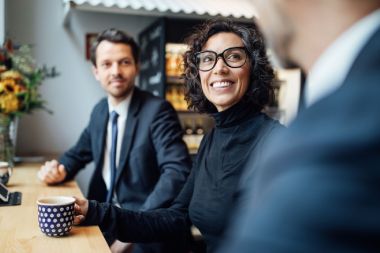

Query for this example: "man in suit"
[219,1,380,252]
[38,28,192,253]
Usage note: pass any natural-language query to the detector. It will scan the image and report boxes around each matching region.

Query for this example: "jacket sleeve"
[83,163,196,243]
[139,101,192,210]
[59,107,98,180]
[59,126,93,180]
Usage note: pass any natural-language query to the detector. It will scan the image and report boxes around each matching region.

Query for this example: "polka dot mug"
[37,196,75,237]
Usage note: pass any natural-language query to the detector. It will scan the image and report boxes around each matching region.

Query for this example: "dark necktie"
[106,111,119,203]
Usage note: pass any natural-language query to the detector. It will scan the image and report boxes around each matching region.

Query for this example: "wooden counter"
[0,163,111,253]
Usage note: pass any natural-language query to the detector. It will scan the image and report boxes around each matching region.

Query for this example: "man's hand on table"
[38,159,67,184]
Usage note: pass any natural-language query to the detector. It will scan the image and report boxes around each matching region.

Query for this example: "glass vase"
[0,114,15,185]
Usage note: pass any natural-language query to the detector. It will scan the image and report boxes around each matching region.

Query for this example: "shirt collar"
[107,90,133,118]
[305,8,380,107]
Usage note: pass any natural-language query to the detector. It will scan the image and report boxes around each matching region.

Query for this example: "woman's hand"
[73,197,89,225]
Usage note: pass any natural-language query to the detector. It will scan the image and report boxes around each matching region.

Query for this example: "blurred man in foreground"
[220,1,380,252]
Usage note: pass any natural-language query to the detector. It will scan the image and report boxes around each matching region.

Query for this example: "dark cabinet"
[138,18,212,154]
[138,19,166,97]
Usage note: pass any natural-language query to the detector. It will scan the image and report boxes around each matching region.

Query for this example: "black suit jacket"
[219,27,380,252]
[61,87,191,209]
[60,87,191,252]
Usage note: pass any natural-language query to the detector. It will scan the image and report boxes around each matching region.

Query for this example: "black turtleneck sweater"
[84,101,283,253]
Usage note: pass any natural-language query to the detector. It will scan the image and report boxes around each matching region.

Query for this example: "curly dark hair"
[90,28,140,66]
[184,19,274,113]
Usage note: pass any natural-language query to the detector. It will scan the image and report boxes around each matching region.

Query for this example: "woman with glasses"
[73,19,282,253]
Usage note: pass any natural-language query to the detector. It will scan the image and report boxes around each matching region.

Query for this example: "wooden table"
[0,163,111,253]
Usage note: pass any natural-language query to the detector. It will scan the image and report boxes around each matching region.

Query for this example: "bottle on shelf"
[174,51,185,77]
[165,43,188,78]
[165,49,177,77]
[182,120,196,153]
[194,119,205,150]
[165,83,188,111]
[177,86,187,111]
[166,86,174,105]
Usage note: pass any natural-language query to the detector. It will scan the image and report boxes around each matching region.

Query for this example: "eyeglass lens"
[196,47,247,71]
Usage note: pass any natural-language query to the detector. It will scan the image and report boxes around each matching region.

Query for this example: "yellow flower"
[0,79,17,93]
[0,93,20,113]
[1,70,23,81]
[13,83,25,94]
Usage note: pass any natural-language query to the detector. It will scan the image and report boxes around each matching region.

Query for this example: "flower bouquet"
[0,40,52,117]
[0,40,56,180]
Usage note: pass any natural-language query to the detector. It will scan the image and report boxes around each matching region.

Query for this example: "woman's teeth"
[212,81,232,88]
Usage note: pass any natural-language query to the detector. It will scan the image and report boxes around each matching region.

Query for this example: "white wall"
[0,0,4,43]
[6,0,156,194]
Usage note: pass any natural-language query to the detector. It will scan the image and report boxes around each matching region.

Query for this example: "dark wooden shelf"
[176,110,202,114]
[167,75,185,84]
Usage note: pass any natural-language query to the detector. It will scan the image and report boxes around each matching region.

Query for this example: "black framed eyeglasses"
[195,47,248,72]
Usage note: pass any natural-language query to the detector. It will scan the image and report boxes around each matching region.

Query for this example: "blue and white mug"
[37,196,75,237]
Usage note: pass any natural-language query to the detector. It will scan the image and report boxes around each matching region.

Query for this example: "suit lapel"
[344,26,380,85]
[115,88,141,185]
[94,100,109,168]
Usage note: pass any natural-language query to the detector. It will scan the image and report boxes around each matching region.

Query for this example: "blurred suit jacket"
[60,87,192,253]
[219,27,380,253]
